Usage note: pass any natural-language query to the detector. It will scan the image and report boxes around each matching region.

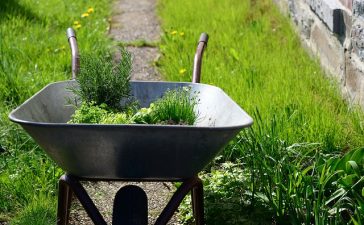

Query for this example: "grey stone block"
[310,22,345,81]
[345,53,364,104]
[309,0,346,35]
[351,18,364,60]
[353,0,364,17]
[339,0,353,11]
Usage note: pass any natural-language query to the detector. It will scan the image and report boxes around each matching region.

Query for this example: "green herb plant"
[132,86,199,125]
[73,48,132,111]
[69,86,200,126]
[68,102,131,124]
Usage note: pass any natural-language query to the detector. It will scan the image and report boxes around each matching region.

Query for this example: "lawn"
[158,0,364,224]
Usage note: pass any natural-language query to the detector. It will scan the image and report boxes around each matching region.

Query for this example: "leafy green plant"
[178,160,273,225]
[73,48,132,111]
[232,110,364,224]
[69,87,200,125]
[68,102,109,124]
[68,102,131,124]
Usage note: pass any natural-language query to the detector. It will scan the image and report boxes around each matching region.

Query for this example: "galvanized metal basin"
[9,80,253,180]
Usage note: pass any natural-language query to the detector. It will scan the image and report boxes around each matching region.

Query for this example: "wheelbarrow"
[9,28,253,225]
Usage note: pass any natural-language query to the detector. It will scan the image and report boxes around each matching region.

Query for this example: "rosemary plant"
[74,48,132,111]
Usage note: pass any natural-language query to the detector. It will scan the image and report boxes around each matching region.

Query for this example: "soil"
[68,0,181,224]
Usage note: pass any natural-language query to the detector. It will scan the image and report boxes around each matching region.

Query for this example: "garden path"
[68,0,179,224]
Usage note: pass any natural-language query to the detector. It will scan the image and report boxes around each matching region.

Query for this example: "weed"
[118,39,159,48]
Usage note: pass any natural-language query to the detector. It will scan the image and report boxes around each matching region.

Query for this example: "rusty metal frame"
[57,174,204,225]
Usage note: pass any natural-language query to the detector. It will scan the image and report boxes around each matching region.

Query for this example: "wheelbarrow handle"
[66,28,80,79]
[192,33,209,83]
[66,28,207,82]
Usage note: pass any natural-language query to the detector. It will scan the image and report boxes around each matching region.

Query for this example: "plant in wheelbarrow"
[73,48,133,112]
[68,48,136,124]
[69,48,200,126]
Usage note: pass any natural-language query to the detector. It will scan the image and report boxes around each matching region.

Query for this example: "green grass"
[157,0,364,224]
[158,0,364,149]
[2,0,364,224]
[0,0,112,223]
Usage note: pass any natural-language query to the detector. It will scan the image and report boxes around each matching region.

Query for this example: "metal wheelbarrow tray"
[9,31,253,181]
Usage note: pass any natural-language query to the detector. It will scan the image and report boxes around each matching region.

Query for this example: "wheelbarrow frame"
[56,28,209,225]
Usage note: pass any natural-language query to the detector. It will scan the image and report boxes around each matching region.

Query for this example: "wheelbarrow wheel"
[113,185,148,225]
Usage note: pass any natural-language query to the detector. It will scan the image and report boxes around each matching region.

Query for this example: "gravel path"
[68,0,181,224]
[110,0,161,81]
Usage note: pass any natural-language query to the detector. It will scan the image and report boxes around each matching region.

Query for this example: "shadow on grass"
[204,200,274,225]
[0,0,43,23]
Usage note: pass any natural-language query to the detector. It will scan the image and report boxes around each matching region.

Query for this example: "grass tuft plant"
[150,87,199,125]
[132,87,199,125]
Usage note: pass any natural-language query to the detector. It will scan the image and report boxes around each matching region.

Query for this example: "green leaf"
[339,174,357,186]
[351,215,361,225]
[350,148,364,164]
[229,48,240,61]
[346,160,361,177]
[325,188,345,205]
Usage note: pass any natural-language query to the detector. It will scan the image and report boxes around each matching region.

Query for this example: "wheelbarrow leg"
[57,174,107,225]
[155,176,204,225]
[57,175,73,225]
[191,178,204,225]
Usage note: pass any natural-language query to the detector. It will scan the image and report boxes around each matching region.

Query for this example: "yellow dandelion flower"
[87,7,94,14]
[81,13,89,18]
[179,68,187,75]
[74,24,82,29]
[170,30,178,35]
[73,20,80,25]
[179,32,185,37]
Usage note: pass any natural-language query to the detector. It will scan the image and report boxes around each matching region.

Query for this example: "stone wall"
[273,0,364,106]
